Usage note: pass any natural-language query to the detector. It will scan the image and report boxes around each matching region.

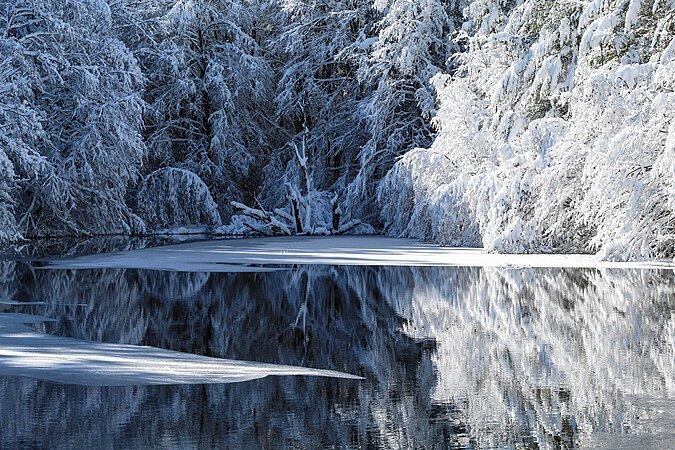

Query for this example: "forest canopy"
[0,0,673,260]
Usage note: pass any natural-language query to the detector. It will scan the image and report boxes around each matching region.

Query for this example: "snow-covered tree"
[348,0,463,220]
[0,0,50,242]
[136,167,221,229]
[141,0,276,223]
[1,0,146,241]
[379,0,675,260]
[262,0,375,210]
[0,0,672,259]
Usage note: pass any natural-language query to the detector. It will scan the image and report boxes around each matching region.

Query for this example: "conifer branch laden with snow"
[378,0,675,260]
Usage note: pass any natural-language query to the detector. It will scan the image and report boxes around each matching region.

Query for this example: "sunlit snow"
[46,236,674,272]
[0,313,362,386]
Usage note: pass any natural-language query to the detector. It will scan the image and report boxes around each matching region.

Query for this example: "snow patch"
[0,313,362,386]
[44,237,675,271]
[625,0,643,32]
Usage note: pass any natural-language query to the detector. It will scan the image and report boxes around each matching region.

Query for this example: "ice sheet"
[45,236,674,272]
[0,313,362,386]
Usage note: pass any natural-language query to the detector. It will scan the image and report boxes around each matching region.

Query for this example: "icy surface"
[0,313,361,386]
[45,237,674,272]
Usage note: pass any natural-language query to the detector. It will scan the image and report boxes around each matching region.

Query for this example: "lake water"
[0,252,673,448]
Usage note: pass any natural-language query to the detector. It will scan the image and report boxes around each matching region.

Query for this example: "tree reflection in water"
[0,262,673,449]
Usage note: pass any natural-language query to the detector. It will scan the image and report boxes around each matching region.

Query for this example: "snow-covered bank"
[0,313,362,386]
[44,237,674,272]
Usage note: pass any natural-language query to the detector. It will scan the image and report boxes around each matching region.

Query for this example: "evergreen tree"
[378,0,675,259]
[348,0,462,221]
[265,0,375,208]
[140,0,276,223]
[1,0,146,239]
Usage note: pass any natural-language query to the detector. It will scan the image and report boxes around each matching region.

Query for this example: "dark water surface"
[0,258,673,449]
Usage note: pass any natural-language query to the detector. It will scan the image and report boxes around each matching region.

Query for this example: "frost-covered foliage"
[379,0,675,260]
[258,0,465,225]
[140,0,276,220]
[0,0,279,242]
[0,0,672,258]
[260,0,375,215]
[136,168,221,229]
[348,0,463,219]
[1,0,146,239]
[0,2,47,242]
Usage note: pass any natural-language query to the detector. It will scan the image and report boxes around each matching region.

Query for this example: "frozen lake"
[0,237,673,448]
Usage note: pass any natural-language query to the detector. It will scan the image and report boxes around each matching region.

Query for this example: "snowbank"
[44,237,674,272]
[0,313,362,386]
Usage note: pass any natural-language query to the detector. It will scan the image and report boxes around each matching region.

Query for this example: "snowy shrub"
[136,168,221,230]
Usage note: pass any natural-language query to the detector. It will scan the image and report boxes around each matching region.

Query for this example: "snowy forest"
[0,0,673,260]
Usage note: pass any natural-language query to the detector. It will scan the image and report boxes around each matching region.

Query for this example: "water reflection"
[0,262,673,449]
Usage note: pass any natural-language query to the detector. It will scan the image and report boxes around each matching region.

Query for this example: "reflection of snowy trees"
[396,266,675,448]
[0,264,442,448]
[0,264,672,448]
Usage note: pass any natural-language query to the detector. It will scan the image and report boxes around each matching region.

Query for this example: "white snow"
[625,0,643,32]
[0,313,362,386]
[44,237,674,272]
[377,1,675,261]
